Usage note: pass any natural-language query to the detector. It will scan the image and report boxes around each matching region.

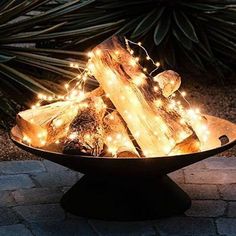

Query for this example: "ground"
[0,157,236,235]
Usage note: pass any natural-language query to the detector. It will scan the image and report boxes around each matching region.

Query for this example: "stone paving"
[0,157,235,235]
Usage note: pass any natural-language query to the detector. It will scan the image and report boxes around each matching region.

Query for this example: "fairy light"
[28,37,209,157]
[54,119,63,128]
[95,49,102,56]
[155,62,160,67]
[87,51,93,58]
[154,99,162,108]
[69,132,77,140]
[23,135,31,144]
[38,93,44,99]
[153,86,159,92]
[133,75,145,86]
[129,58,136,67]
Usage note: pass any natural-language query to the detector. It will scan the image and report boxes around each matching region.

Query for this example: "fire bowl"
[10,115,236,221]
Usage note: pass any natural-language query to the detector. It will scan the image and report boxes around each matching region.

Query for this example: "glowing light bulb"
[87,51,93,57]
[108,147,117,156]
[133,76,145,86]
[87,63,95,73]
[153,86,159,92]
[181,91,186,97]
[54,119,63,127]
[95,49,102,56]
[116,133,122,140]
[143,68,147,72]
[40,140,46,146]
[23,136,31,144]
[106,136,112,142]
[109,114,114,120]
[155,62,160,67]
[69,132,77,140]
[65,83,69,89]
[129,59,136,67]
[146,56,150,60]
[154,99,162,108]
[84,133,91,140]
[38,93,44,99]
[137,42,142,46]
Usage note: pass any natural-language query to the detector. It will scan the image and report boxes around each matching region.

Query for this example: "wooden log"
[63,96,106,156]
[16,101,79,147]
[103,111,140,157]
[154,70,181,98]
[16,87,103,148]
[90,36,200,156]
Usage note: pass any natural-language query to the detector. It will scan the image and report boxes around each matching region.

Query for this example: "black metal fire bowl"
[11,115,236,221]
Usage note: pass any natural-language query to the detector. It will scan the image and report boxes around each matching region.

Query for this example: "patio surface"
[0,156,236,235]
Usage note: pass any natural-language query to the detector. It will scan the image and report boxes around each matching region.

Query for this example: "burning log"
[89,36,200,156]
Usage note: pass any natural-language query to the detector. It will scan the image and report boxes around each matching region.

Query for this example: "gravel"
[0,74,235,161]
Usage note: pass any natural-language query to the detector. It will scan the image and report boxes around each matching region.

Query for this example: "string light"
[29,37,209,157]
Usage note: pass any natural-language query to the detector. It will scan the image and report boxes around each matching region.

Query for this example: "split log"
[154,70,181,98]
[16,87,103,148]
[16,101,79,147]
[90,36,200,156]
[103,111,140,157]
[63,96,106,156]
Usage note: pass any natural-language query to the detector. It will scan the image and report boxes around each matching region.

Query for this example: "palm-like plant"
[0,0,95,125]
[0,0,236,127]
[46,0,236,72]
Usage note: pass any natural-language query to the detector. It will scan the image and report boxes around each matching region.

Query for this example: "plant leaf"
[132,7,165,38]
[153,12,170,45]
[0,54,15,63]
[173,10,199,42]
[172,28,193,50]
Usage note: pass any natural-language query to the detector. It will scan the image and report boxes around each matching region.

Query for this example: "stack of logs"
[15,36,202,158]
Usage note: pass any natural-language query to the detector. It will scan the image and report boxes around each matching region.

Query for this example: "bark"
[90,36,200,156]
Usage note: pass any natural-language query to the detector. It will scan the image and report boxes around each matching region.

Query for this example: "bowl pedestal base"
[60,174,191,221]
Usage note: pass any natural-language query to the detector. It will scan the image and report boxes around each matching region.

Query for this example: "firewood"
[89,36,200,156]
[103,111,140,157]
[16,87,103,148]
[16,101,79,147]
[63,96,106,156]
[154,70,181,98]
